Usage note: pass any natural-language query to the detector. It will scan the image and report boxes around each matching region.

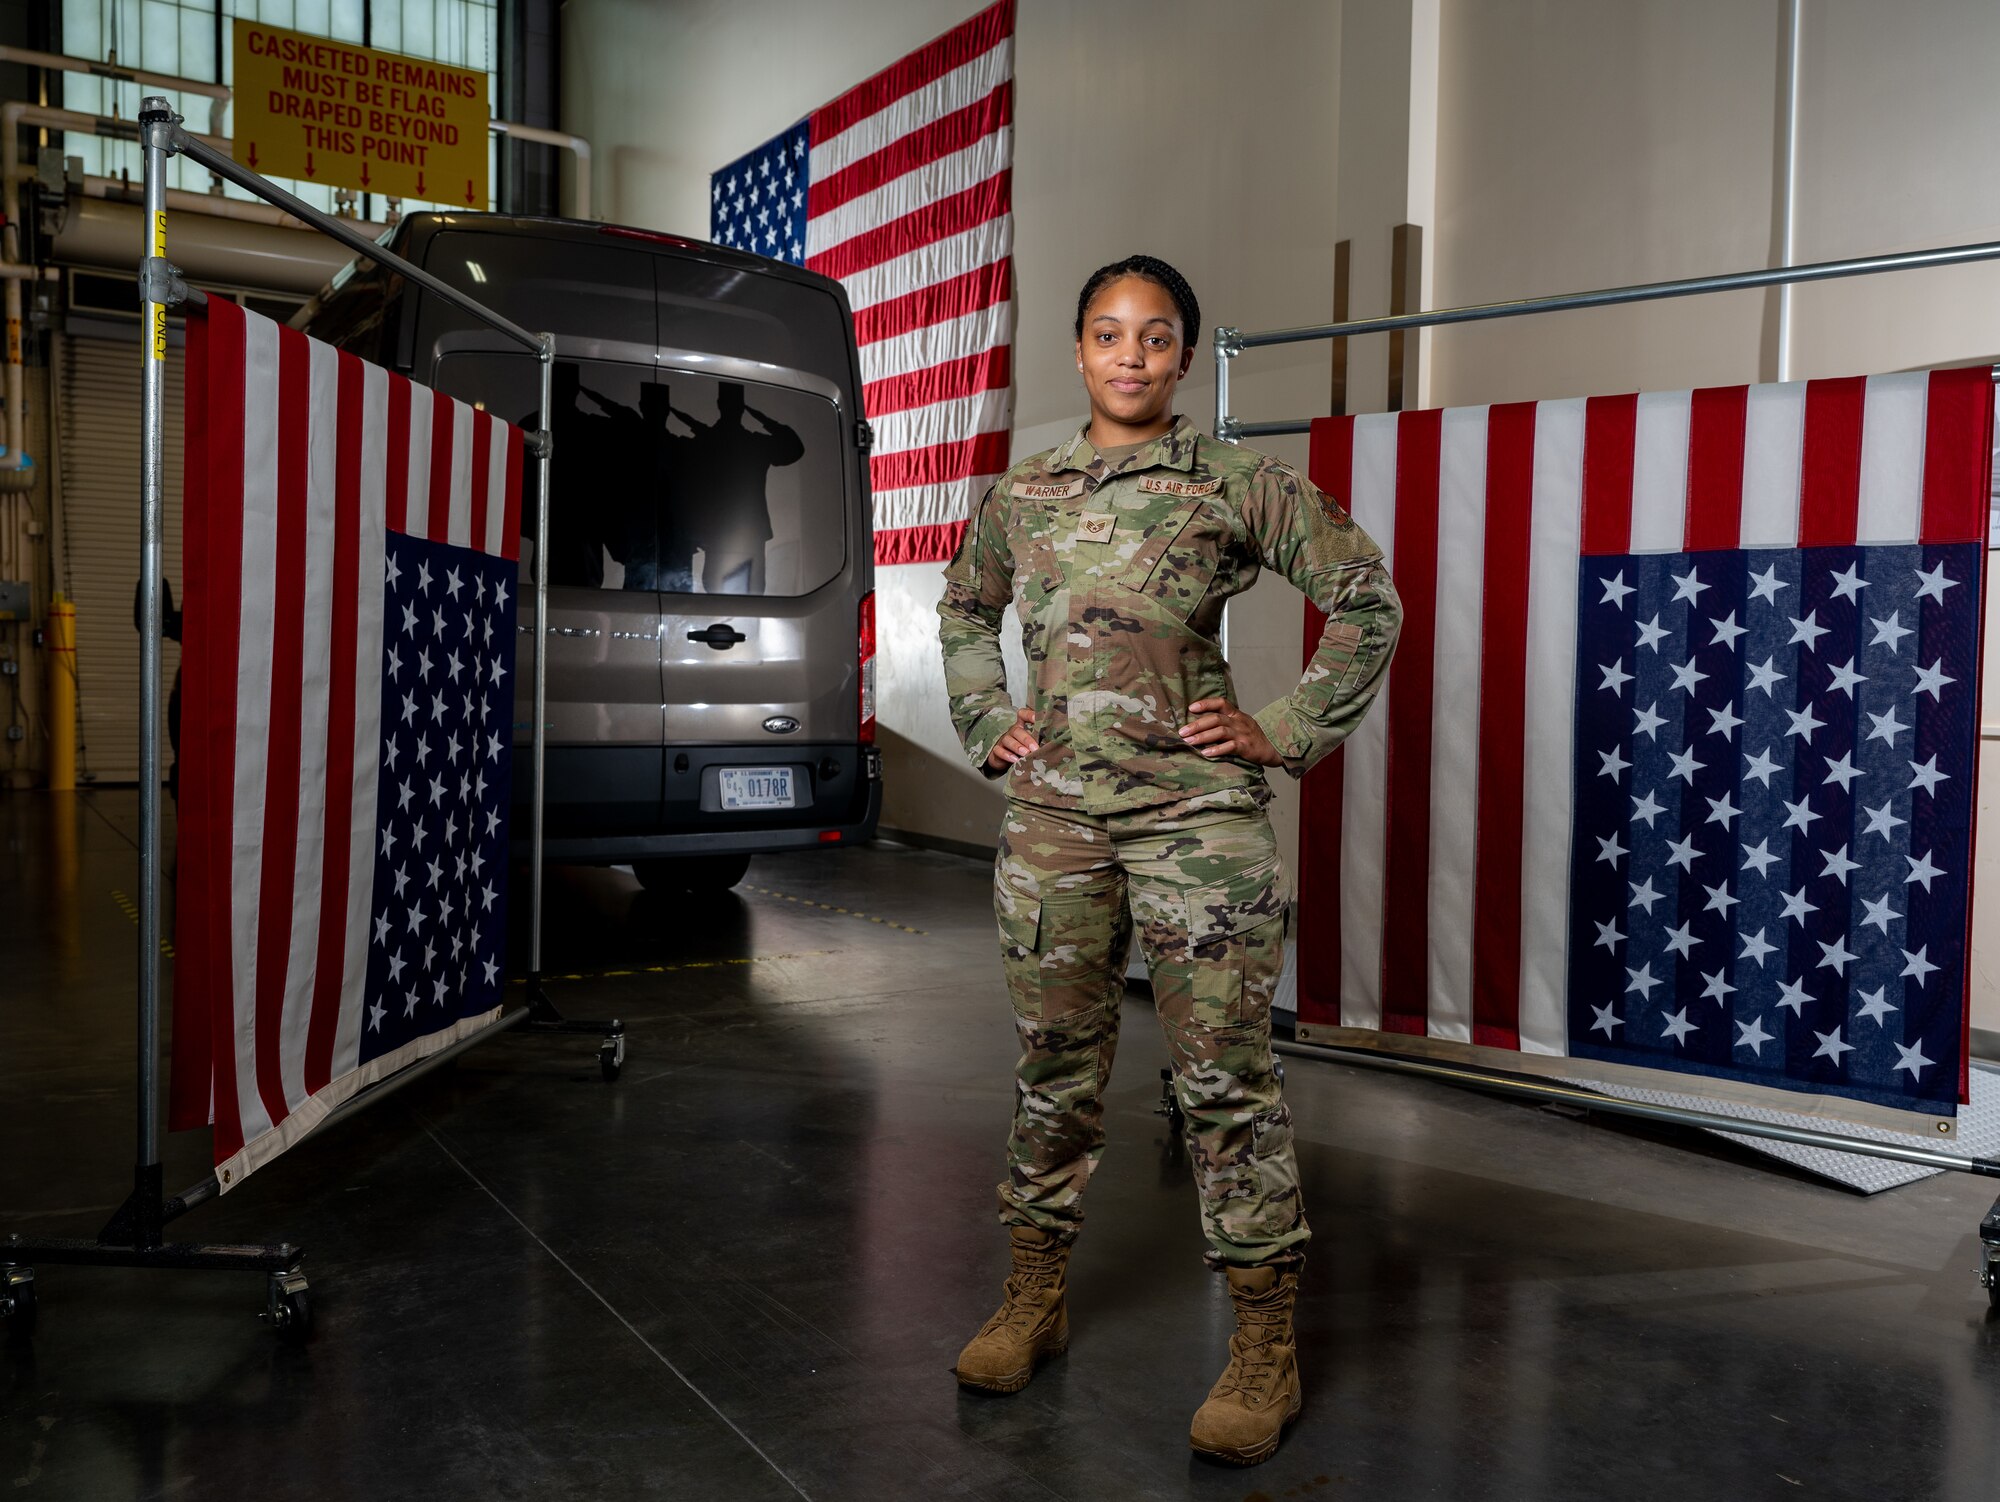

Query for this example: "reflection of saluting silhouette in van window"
[530,361,665,592]
[571,374,675,593]
[642,383,698,593]
[667,381,803,595]
[534,362,608,588]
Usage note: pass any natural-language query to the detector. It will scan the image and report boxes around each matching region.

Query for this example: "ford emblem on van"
[295,214,882,894]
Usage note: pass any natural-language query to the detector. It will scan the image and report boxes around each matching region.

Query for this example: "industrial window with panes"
[57,0,499,217]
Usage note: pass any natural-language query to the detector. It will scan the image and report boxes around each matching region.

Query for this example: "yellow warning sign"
[230,20,488,207]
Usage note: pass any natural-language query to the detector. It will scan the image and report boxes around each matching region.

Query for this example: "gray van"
[294,213,882,891]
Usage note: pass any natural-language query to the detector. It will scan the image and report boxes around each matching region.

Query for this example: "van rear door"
[431,344,670,835]
[415,232,673,837]
[648,365,856,745]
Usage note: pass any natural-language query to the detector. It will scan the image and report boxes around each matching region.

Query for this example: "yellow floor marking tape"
[508,948,838,985]
[740,883,928,936]
[110,889,176,958]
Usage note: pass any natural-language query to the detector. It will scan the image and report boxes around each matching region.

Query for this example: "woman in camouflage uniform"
[936,255,1402,1466]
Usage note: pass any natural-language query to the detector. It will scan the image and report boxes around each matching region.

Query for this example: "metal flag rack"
[1211,235,2000,1306]
[1,97,623,1341]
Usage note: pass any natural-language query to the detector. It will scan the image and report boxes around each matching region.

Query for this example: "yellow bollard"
[46,594,75,792]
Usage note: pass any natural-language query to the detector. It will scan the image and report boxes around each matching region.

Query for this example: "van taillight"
[858,591,877,745]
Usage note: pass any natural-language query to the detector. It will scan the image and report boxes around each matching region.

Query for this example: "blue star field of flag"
[1567,543,1980,1113]
[359,531,517,1063]
[710,121,810,265]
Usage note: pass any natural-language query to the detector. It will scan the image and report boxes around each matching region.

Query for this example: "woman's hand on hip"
[985,707,1040,770]
[1178,700,1281,767]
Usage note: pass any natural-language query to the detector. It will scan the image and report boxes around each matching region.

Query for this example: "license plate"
[719,766,797,810]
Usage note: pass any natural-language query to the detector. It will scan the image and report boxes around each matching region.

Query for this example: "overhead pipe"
[3,103,234,184]
[2,46,592,218]
[48,194,366,296]
[0,46,594,221]
[60,121,592,223]
[2,103,234,471]
[489,119,593,220]
[2,169,366,300]
[0,46,230,139]
[6,162,384,235]
[0,96,586,471]
[70,174,384,234]
[2,105,231,470]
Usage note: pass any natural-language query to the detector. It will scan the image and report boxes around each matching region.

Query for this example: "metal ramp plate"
[1574,1064,2000,1193]
[1273,938,1997,1193]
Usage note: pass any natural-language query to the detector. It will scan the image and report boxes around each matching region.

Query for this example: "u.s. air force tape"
[1138,475,1223,497]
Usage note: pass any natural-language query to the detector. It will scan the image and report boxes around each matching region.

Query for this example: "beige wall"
[1427,0,1784,406]
[1426,0,2000,400]
[564,0,1343,864]
[1335,0,1438,412]
[1412,0,2000,1037]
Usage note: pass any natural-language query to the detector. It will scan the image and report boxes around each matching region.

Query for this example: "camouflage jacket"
[937,414,1401,814]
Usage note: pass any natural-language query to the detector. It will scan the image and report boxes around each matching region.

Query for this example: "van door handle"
[687,623,747,650]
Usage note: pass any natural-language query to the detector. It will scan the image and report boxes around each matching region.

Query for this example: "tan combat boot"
[1189,1264,1302,1465]
[953,1226,1071,1393]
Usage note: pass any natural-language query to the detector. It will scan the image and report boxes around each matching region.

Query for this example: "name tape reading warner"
[231,21,488,206]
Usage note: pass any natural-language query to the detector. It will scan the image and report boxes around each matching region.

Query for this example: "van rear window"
[435,354,847,599]
[421,231,856,394]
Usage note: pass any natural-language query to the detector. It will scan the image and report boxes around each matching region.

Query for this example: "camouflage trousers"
[990,797,1308,1269]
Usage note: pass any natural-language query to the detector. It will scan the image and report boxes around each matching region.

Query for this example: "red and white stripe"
[173,296,522,1186]
[1295,369,1992,1054]
[803,0,1015,566]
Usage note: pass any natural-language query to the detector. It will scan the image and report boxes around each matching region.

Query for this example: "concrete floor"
[2,789,1998,1501]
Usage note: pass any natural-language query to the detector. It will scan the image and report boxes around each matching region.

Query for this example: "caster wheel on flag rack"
[599,1034,626,1083]
[264,1271,313,1343]
[1984,1252,2000,1311]
[2,1268,35,1339]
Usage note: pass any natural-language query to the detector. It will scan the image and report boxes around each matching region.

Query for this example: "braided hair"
[1074,255,1201,354]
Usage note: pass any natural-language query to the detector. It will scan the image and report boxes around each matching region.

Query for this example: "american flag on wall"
[709,0,1014,566]
[172,296,521,1188]
[1298,370,1992,1118]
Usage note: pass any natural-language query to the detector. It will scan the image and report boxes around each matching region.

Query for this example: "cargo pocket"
[1119,504,1226,623]
[994,874,1045,1017]
[1250,1102,1295,1161]
[996,870,1121,1024]
[1014,528,1063,599]
[1320,619,1368,694]
[1184,855,1288,1029]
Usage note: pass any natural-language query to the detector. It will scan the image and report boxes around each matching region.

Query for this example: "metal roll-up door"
[53,332,183,784]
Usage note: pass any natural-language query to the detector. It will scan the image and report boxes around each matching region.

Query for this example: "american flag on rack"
[1297,370,1991,1117]
[709,0,1014,566]
[172,296,521,1188]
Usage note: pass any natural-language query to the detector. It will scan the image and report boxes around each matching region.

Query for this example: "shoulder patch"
[1317,489,1357,530]
[1137,475,1225,498]
[1011,477,1089,500]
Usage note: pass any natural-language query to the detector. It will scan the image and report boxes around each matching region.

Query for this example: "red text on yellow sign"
[230,21,489,206]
